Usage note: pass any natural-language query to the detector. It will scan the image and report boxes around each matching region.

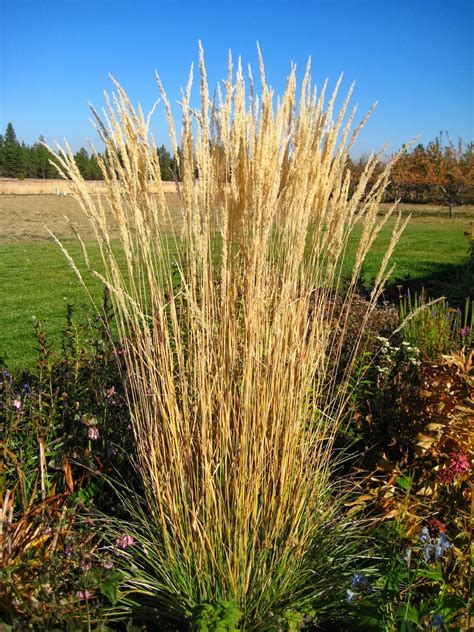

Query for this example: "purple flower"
[13,399,21,411]
[103,558,114,570]
[76,590,92,600]
[116,534,134,549]
[88,427,99,440]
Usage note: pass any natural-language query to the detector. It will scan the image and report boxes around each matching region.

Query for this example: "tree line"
[0,123,177,182]
[348,134,474,216]
[1,123,472,215]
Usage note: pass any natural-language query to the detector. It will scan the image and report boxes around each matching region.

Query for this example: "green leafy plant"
[399,291,473,359]
[344,347,472,631]
[192,600,242,631]
[345,518,468,631]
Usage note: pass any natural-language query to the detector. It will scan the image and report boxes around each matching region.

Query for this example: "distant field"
[0,177,178,195]
[1,193,473,244]
[1,194,473,368]
[0,192,181,242]
[379,202,474,222]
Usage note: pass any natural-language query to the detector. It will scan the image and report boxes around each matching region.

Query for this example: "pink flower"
[13,399,21,411]
[76,590,92,600]
[107,446,119,458]
[81,559,92,572]
[88,427,99,440]
[106,385,117,404]
[449,449,470,475]
[437,449,470,484]
[436,467,455,485]
[116,534,134,549]
[103,558,114,569]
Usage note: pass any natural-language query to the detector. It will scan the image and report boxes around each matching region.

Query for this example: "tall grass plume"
[49,45,407,627]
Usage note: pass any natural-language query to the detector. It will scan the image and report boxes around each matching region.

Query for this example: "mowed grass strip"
[1,213,473,368]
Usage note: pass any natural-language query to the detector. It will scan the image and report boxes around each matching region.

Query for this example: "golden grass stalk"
[50,44,406,626]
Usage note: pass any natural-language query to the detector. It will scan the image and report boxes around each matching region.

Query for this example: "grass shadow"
[376,256,473,307]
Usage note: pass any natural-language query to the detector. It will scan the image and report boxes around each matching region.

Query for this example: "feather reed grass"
[50,45,407,627]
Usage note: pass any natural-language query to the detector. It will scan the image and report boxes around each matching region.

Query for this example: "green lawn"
[1,216,472,368]
[350,217,471,286]
[0,241,107,368]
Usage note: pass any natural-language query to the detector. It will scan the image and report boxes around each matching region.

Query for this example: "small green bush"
[399,292,473,359]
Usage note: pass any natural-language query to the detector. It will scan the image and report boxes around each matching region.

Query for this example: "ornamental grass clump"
[49,45,407,627]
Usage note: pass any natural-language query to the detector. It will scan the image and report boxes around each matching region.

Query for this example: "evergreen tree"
[4,122,16,145]
[0,134,4,176]
[157,145,175,181]
[3,123,24,177]
[26,142,38,177]
[89,152,103,180]
[18,142,28,178]
[34,136,57,178]
[74,147,91,179]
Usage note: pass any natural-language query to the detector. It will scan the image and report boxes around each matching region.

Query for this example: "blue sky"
[1,0,472,156]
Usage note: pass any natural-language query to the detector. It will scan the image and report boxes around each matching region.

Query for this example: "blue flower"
[434,533,451,561]
[351,572,372,593]
[422,544,431,562]
[418,527,451,563]
[418,526,434,561]
[418,526,431,544]
[431,613,444,629]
